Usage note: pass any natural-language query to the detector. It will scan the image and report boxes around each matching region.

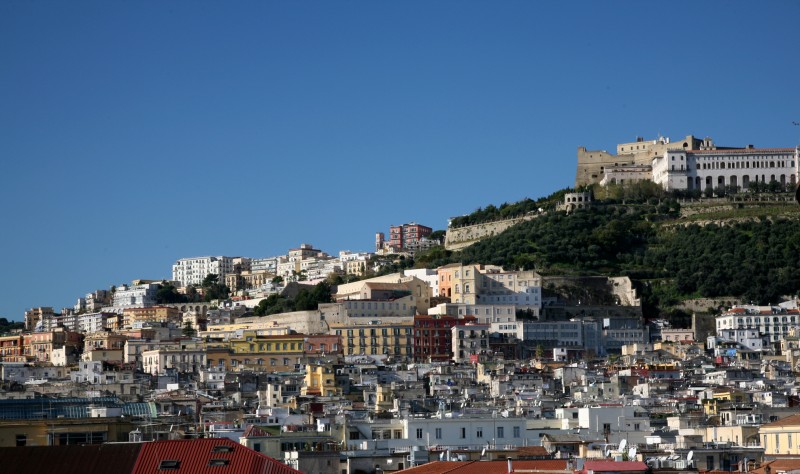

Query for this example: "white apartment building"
[404,269,440,297]
[111,283,159,308]
[716,305,799,345]
[652,145,799,191]
[251,257,278,273]
[404,414,528,450]
[477,269,542,311]
[142,346,207,375]
[77,312,112,333]
[172,256,238,287]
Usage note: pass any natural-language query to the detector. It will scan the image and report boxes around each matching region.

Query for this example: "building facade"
[653,146,799,192]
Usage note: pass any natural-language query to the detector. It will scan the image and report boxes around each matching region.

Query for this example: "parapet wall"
[444,214,538,251]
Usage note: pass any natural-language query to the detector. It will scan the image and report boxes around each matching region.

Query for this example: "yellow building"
[205,332,307,372]
[760,413,800,456]
[330,320,413,360]
[122,306,182,328]
[302,361,342,397]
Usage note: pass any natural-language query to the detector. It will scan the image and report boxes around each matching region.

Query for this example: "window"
[477,427,483,438]
[497,427,504,438]
[416,428,423,439]
[208,459,230,466]
[461,427,466,439]
[513,426,520,438]
[158,460,181,470]
[15,434,26,447]
[435,428,442,439]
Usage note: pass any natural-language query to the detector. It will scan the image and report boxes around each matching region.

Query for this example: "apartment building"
[441,264,542,313]
[172,256,239,287]
[0,336,25,363]
[330,320,414,361]
[24,307,54,331]
[717,305,800,345]
[111,282,159,308]
[388,222,432,251]
[414,315,474,362]
[122,306,182,328]
[452,322,490,363]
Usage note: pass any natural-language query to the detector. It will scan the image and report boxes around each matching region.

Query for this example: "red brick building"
[414,314,475,362]
[389,222,433,250]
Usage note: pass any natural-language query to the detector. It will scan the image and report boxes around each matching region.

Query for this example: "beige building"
[122,306,182,328]
[447,264,542,310]
[576,135,704,187]
[760,413,800,457]
[335,273,433,313]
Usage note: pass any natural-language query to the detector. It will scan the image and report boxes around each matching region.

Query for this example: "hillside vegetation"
[416,184,800,317]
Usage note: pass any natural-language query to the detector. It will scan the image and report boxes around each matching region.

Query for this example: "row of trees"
[448,189,571,228]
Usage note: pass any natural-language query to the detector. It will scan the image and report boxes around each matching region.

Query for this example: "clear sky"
[1,1,799,321]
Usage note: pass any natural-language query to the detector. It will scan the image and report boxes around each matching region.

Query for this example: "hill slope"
[419,192,800,316]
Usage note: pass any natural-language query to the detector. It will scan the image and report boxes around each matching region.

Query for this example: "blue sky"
[1,1,799,320]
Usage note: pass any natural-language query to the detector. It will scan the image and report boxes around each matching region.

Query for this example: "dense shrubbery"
[429,192,800,314]
[253,281,333,316]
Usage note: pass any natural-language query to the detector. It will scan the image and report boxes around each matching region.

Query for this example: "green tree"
[182,321,196,337]
[202,273,230,302]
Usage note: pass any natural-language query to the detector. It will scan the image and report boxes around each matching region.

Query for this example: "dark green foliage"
[253,281,333,316]
[644,220,800,305]
[449,189,571,227]
[0,318,24,335]
[156,283,188,304]
[202,273,230,302]
[455,205,656,274]
[182,321,196,337]
[435,195,800,313]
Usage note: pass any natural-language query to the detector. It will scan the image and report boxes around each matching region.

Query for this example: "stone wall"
[444,214,539,251]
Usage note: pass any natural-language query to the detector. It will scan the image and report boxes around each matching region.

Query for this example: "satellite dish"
[439,452,445,461]
[481,448,487,458]
[688,451,694,462]
[629,447,637,460]
[619,439,627,451]
[606,449,611,458]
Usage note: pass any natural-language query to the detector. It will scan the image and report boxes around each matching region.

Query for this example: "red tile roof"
[0,443,142,474]
[131,438,301,474]
[402,459,570,474]
[760,412,800,428]
[583,460,649,472]
[749,459,800,474]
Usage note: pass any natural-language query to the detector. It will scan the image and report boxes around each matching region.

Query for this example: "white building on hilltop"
[652,144,799,192]
[172,256,238,287]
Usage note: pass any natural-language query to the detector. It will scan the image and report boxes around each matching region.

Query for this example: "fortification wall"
[444,214,537,251]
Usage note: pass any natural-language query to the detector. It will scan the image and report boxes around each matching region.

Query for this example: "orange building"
[0,335,25,363]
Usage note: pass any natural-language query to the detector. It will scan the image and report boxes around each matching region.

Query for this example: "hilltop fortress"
[576,134,800,192]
